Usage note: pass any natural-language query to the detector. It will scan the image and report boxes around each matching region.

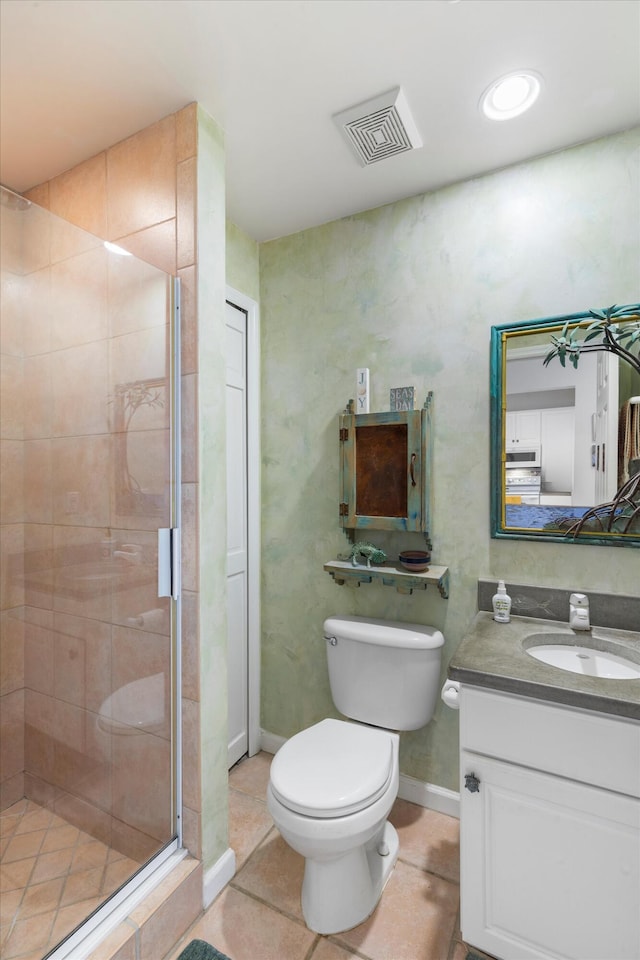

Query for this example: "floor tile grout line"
[396,852,460,888]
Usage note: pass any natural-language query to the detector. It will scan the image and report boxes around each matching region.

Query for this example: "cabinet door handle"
[464,773,480,793]
[409,453,417,487]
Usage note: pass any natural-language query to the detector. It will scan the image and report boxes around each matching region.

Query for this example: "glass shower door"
[0,185,180,958]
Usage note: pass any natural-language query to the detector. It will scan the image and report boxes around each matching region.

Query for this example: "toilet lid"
[269,718,394,818]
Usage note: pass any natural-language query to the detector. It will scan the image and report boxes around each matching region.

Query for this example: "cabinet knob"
[464,773,480,793]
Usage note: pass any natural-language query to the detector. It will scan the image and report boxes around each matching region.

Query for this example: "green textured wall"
[226,220,260,302]
[258,129,640,792]
[197,106,229,870]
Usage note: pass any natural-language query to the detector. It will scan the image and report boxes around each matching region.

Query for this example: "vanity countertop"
[448,612,640,720]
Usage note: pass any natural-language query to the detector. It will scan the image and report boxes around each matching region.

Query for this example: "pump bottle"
[492,580,511,623]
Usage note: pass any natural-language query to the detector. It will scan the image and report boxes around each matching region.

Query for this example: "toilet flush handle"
[324,634,338,646]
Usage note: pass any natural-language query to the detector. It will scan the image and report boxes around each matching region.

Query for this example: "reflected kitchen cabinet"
[339,393,432,539]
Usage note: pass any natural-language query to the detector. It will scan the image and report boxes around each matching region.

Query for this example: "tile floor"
[0,799,139,960]
[167,752,470,960]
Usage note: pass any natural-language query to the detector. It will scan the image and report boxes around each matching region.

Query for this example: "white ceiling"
[1,0,639,242]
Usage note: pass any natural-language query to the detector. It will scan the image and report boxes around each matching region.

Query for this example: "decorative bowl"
[398,550,431,572]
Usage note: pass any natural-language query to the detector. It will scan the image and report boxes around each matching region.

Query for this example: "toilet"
[267,614,445,935]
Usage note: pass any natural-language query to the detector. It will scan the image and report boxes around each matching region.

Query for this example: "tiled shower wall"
[0,209,26,809]
[0,105,205,860]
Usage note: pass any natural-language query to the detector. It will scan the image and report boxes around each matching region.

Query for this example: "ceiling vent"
[333,87,422,166]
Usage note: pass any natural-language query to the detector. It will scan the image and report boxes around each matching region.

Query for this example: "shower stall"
[0,185,181,958]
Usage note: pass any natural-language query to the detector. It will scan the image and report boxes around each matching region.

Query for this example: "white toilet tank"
[323,615,445,731]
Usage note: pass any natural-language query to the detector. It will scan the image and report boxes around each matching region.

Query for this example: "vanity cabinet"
[459,686,640,960]
[339,396,432,535]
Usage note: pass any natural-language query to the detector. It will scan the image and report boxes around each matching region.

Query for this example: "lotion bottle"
[492,580,511,623]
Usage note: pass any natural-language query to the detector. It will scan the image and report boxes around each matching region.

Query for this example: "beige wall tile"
[52,437,111,527]
[177,158,196,270]
[107,255,168,339]
[109,324,169,390]
[21,267,52,358]
[0,772,25,810]
[51,341,109,438]
[23,354,52,440]
[0,609,24,696]
[176,103,198,163]
[1,523,25,612]
[181,696,200,812]
[111,731,171,842]
[24,440,52,523]
[0,689,25,783]
[24,609,54,696]
[107,115,176,240]
[181,804,201,859]
[1,355,24,440]
[113,220,177,276]
[53,612,111,715]
[0,440,24,524]
[181,374,197,483]
[180,483,198,593]
[50,248,108,351]
[0,274,25,357]
[177,265,197,375]
[180,589,199,702]
[23,182,50,208]
[48,153,107,241]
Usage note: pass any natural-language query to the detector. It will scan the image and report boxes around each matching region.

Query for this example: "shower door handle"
[158,527,181,599]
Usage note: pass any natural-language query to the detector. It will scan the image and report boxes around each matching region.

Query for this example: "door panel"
[226,301,249,767]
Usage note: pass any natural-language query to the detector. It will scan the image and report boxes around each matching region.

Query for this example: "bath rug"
[176,940,232,960]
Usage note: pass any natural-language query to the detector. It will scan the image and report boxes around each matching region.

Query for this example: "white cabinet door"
[461,751,640,960]
[506,410,541,447]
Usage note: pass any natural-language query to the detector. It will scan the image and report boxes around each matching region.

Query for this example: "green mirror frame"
[490,304,640,548]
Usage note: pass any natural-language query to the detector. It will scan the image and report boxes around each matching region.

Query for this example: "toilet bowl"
[267,718,400,934]
[267,615,444,935]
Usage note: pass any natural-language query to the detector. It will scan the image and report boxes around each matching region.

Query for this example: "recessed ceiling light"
[480,71,542,121]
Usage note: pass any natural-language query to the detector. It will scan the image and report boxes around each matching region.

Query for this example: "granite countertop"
[448,611,640,720]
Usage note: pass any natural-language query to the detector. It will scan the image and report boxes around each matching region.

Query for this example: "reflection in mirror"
[491,305,640,546]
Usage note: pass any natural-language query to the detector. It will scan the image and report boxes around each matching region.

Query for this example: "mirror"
[490,305,640,546]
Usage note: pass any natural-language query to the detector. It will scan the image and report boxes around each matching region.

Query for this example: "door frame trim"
[226,286,261,757]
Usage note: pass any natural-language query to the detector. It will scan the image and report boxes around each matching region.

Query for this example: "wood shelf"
[323,560,449,598]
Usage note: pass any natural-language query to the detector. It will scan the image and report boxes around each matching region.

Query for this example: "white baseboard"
[202,847,236,909]
[260,729,460,819]
[259,729,285,754]
[398,774,459,819]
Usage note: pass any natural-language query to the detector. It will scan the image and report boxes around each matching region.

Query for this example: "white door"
[226,301,249,767]
[595,352,619,502]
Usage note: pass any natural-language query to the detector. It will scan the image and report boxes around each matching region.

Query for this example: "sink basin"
[524,633,640,680]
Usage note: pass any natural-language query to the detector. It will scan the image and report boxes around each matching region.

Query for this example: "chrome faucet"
[569,592,590,631]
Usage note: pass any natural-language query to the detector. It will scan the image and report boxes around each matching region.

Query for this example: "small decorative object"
[398,549,430,572]
[349,540,387,568]
[356,368,370,413]
[390,386,415,411]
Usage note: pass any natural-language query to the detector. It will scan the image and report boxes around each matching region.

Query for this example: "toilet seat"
[270,718,394,818]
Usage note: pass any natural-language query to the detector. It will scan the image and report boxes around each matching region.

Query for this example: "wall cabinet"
[505,410,541,447]
[459,687,640,960]
[339,395,432,537]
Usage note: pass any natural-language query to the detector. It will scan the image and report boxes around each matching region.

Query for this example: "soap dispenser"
[492,580,511,623]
